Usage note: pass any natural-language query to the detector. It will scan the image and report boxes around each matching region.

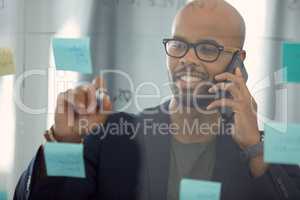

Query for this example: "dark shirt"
[167,137,216,200]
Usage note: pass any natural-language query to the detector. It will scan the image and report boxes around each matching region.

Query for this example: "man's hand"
[53,77,112,143]
[207,67,260,149]
[206,67,268,177]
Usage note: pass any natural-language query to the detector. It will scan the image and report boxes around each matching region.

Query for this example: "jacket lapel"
[212,131,253,199]
[142,101,172,200]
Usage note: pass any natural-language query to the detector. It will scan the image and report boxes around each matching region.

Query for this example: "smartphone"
[225,52,248,81]
[217,52,248,119]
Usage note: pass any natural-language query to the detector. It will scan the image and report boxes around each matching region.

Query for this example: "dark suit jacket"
[14,101,300,200]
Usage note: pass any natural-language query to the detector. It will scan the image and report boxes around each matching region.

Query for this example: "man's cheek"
[206,63,223,80]
[214,61,228,74]
[167,57,178,70]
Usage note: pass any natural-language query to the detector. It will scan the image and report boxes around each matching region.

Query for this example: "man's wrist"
[240,141,264,162]
[240,141,269,177]
[44,126,83,143]
[249,155,270,177]
[240,132,261,150]
[44,126,60,142]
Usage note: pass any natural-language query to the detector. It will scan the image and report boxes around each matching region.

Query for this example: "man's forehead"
[171,2,245,47]
[172,24,242,47]
[172,35,235,46]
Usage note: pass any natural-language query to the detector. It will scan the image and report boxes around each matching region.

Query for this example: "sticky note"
[264,121,300,165]
[180,179,221,200]
[0,48,16,76]
[0,191,7,200]
[52,38,93,74]
[282,42,300,83]
[44,142,86,178]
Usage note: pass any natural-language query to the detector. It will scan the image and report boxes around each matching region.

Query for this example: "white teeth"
[180,75,201,82]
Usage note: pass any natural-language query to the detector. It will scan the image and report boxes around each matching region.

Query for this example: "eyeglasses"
[162,38,240,63]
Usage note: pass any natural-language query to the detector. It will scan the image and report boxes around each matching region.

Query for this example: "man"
[14,0,300,200]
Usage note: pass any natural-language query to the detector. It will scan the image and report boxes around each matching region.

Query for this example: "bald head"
[172,0,246,48]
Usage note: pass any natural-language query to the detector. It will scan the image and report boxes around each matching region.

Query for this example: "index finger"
[93,76,107,90]
[215,72,245,88]
[93,76,111,111]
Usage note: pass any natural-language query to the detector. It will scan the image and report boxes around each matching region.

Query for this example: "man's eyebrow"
[172,35,220,44]
[172,35,187,41]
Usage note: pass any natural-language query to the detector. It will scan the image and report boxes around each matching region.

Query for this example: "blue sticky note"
[180,179,221,200]
[0,191,7,200]
[52,38,93,74]
[44,142,86,178]
[282,42,300,83]
[264,121,300,165]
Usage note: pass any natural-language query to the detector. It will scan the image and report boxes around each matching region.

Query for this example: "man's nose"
[179,47,199,65]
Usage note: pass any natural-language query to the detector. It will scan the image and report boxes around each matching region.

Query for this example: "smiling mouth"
[175,73,208,86]
[175,71,208,82]
[179,75,203,83]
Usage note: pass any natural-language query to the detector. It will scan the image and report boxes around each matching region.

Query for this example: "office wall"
[0,0,23,197]
[269,0,300,123]
[10,1,95,199]
[91,1,187,113]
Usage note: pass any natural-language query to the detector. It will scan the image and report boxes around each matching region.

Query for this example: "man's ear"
[239,50,246,61]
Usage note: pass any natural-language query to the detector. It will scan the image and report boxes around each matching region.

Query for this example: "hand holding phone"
[215,52,248,120]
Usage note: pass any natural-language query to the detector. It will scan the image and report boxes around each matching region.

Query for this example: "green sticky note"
[180,179,221,200]
[282,42,300,83]
[0,191,7,200]
[264,121,300,165]
[44,142,86,178]
[0,48,16,76]
[52,38,93,74]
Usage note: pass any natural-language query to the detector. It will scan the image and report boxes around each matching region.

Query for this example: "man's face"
[166,5,242,107]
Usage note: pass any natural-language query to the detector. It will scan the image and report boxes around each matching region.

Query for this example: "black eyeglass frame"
[162,38,241,63]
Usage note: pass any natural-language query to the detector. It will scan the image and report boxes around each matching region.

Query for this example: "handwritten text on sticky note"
[264,121,300,165]
[44,142,86,178]
[52,38,92,74]
[180,179,221,200]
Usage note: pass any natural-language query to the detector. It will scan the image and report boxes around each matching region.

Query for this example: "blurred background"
[1,0,300,199]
